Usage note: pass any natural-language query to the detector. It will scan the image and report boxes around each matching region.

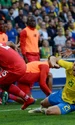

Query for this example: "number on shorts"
[0,70,8,78]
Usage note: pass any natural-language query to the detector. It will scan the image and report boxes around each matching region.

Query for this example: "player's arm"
[6,41,18,51]
[56,58,73,70]
[15,36,18,45]
[49,56,73,70]
[39,64,52,96]
[20,30,28,63]
[46,73,53,91]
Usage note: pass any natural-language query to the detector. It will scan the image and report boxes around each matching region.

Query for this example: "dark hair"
[8,7,13,11]
[66,38,72,43]
[24,3,29,6]
[27,15,35,24]
[48,55,53,60]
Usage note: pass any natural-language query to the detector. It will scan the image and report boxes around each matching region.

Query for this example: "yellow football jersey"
[58,59,75,104]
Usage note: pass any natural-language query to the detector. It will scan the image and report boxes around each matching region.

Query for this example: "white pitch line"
[0,107,32,112]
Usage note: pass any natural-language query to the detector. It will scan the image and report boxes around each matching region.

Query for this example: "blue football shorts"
[48,90,75,114]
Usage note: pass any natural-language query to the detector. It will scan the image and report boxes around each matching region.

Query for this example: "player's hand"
[61,49,72,58]
[50,56,60,68]
[7,41,18,51]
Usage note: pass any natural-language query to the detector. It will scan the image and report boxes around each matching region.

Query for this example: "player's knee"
[41,98,50,108]
[40,100,44,107]
[41,100,47,108]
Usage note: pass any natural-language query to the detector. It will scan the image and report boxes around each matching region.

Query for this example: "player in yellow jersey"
[39,58,75,115]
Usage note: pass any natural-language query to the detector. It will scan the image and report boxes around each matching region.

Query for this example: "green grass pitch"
[0,99,75,125]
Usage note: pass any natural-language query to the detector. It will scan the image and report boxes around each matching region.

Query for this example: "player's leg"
[41,92,74,115]
[0,71,35,109]
[44,102,73,115]
[43,105,61,115]
[8,82,33,104]
[41,90,62,108]
[41,97,51,108]
[28,101,60,114]
[28,90,62,114]
[8,94,24,104]
[18,83,31,96]
[0,72,28,101]
[28,98,60,114]
[7,84,35,110]
[8,83,32,104]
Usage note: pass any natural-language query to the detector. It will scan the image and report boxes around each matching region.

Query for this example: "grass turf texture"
[0,99,75,125]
